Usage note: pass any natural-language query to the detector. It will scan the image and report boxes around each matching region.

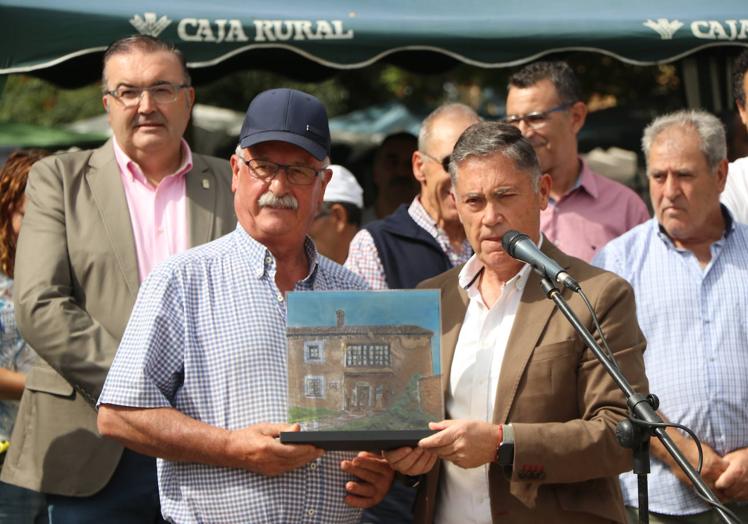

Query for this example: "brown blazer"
[1,140,236,496]
[415,241,648,523]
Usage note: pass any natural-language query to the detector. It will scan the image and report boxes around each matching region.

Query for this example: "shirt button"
[277,294,284,302]
[265,255,272,265]
[306,508,315,517]
[309,462,317,470]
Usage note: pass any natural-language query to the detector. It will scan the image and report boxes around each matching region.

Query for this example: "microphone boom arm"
[538,277,738,524]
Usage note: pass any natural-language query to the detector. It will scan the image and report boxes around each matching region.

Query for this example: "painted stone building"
[287,309,440,426]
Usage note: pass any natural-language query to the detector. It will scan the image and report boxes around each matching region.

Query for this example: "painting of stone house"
[286,290,442,431]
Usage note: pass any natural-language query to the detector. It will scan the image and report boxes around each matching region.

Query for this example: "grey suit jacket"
[415,241,649,524]
[1,140,236,496]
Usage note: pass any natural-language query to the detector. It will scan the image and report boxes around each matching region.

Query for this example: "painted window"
[304,375,325,398]
[304,340,325,363]
[345,343,391,367]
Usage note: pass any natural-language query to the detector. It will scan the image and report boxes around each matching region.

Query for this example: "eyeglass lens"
[111,84,184,106]
[245,159,319,185]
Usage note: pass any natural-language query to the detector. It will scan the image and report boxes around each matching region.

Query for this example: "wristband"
[493,424,503,463]
[494,424,514,467]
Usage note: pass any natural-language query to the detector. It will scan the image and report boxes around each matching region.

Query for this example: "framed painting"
[281,289,442,451]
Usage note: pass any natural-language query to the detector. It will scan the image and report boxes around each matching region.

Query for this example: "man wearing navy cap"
[96,88,395,523]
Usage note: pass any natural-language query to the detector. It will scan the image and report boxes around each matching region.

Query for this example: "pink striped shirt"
[113,139,192,282]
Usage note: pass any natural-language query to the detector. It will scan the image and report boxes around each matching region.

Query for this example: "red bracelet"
[494,424,503,463]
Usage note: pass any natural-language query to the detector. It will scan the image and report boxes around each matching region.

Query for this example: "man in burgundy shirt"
[505,61,649,261]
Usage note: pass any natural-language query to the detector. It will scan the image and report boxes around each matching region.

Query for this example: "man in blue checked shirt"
[96,88,395,523]
[593,109,748,523]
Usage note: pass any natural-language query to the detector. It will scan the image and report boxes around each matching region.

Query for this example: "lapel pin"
[201,178,211,189]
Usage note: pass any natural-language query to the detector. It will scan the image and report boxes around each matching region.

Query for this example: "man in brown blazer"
[385,122,648,523]
[0,35,235,521]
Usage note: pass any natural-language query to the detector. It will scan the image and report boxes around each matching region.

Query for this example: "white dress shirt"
[435,253,532,524]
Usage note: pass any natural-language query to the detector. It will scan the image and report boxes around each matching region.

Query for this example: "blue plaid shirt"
[99,225,368,523]
[593,212,748,515]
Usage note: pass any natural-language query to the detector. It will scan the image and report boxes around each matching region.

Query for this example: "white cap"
[324,164,364,208]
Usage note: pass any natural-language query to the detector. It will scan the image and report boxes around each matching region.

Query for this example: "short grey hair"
[642,109,726,172]
[418,103,480,152]
[449,122,541,191]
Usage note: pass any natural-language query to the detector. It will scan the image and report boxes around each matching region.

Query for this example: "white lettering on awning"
[691,19,748,40]
[178,18,249,43]
[253,19,353,42]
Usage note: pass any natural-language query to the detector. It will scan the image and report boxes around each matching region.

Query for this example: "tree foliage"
[0,52,685,129]
[0,75,102,127]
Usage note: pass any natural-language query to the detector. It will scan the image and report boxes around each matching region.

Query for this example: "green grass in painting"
[288,406,339,423]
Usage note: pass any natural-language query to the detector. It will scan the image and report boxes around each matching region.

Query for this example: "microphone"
[501,230,580,292]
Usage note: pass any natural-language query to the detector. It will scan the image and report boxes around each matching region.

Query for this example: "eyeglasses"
[502,102,573,129]
[105,83,190,108]
[239,158,325,186]
[420,151,450,172]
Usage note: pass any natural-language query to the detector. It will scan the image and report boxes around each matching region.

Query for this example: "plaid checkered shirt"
[345,197,472,288]
[593,212,748,515]
[99,225,368,523]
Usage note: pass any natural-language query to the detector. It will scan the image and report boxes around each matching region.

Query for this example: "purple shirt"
[541,159,650,261]
[113,138,192,282]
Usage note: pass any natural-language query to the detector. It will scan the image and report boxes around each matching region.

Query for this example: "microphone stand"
[538,277,738,524]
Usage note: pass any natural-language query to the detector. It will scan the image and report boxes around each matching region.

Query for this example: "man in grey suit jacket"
[385,122,648,523]
[0,35,236,521]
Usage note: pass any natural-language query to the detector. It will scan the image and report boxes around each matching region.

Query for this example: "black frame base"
[279,430,438,451]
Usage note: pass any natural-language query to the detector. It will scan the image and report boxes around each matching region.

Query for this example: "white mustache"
[258,191,298,210]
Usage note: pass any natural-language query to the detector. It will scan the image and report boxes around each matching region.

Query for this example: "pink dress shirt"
[113,139,192,282]
[541,159,650,261]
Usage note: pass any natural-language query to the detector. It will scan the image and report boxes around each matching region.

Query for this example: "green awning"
[2,1,747,87]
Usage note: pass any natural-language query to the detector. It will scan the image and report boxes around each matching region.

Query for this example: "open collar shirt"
[435,249,533,524]
[542,158,650,262]
[113,138,191,282]
[592,210,748,515]
[345,197,472,289]
[99,225,369,523]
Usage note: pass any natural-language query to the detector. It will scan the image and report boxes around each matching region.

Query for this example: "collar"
[236,224,320,283]
[576,158,599,199]
[409,197,437,229]
[655,204,735,249]
[112,137,193,184]
[458,234,541,292]
[549,158,596,204]
[722,204,736,237]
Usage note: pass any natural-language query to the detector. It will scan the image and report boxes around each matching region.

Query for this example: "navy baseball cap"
[239,88,331,161]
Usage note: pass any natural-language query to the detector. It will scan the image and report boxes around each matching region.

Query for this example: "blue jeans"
[0,480,48,524]
[47,449,165,524]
